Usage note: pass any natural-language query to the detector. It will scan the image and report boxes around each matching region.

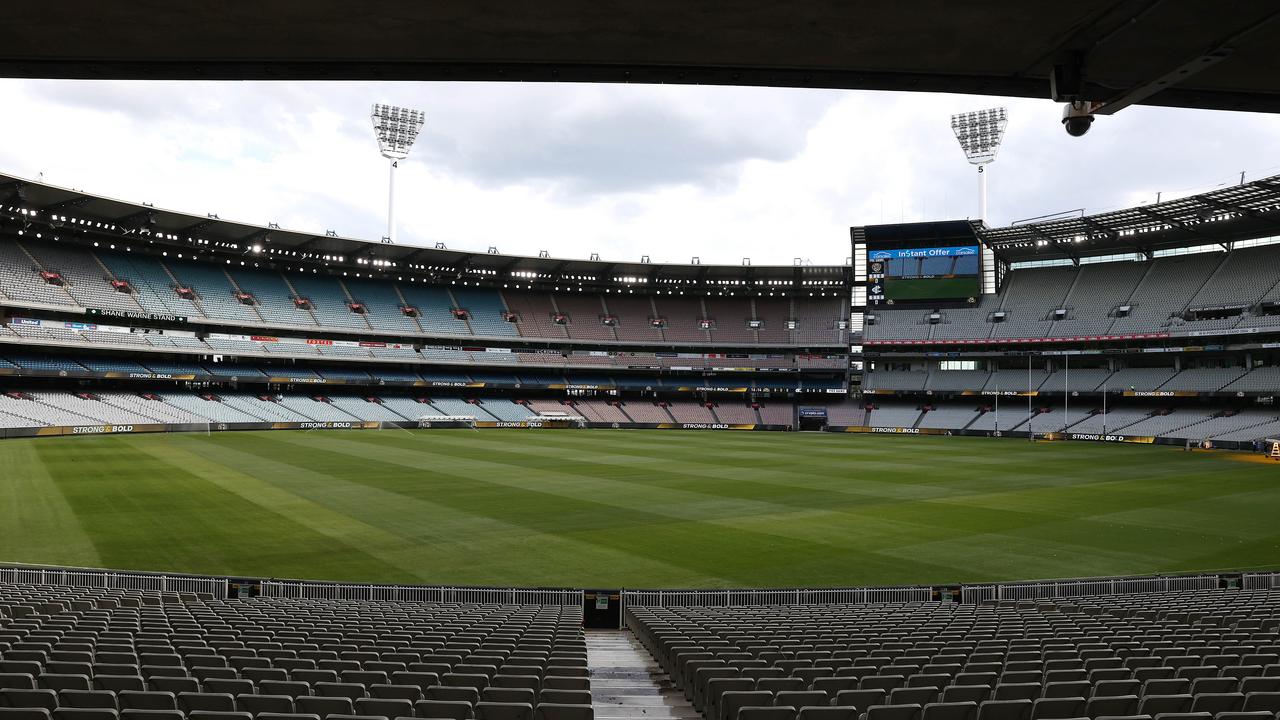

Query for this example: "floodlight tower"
[949,107,1008,222]
[371,104,425,245]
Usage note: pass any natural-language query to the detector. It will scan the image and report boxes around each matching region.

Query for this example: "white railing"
[622,586,934,607]
[993,573,1221,601]
[2,563,1273,608]
[258,579,581,606]
[0,565,227,597]
[1243,572,1280,589]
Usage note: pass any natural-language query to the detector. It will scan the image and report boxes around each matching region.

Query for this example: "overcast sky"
[3,79,1280,266]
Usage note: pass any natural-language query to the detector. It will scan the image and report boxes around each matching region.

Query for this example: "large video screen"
[867,245,981,304]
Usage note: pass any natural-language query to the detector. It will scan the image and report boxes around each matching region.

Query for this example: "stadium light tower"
[949,107,1008,222]
[371,103,425,245]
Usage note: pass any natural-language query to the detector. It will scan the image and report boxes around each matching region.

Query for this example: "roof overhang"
[4,2,1280,113]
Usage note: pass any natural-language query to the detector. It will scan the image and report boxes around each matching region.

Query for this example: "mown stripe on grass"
[169,431,736,587]
[262,432,964,586]
[31,435,405,580]
[0,439,100,567]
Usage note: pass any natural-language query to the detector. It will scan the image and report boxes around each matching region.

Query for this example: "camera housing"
[1062,101,1095,137]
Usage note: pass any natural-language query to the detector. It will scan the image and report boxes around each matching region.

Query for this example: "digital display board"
[859,221,984,305]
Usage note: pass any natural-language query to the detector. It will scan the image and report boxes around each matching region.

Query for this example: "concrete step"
[587,629,698,720]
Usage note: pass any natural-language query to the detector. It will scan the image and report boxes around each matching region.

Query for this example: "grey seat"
[413,700,474,720]
[371,687,425,703]
[57,692,117,710]
[835,691,887,713]
[259,682,313,699]
[1188,693,1243,715]
[863,678,907,693]
[0,710,52,720]
[993,686,1040,702]
[941,688,989,705]
[1241,692,1280,713]
[1210,713,1275,720]
[203,681,255,697]
[797,710,858,720]
[976,700,1032,720]
[52,711,118,720]
[0,678,37,692]
[1142,682,1190,697]
[1139,696,1193,717]
[536,692,589,707]
[146,678,199,695]
[353,698,416,720]
[865,705,923,720]
[890,690,937,707]
[253,714,322,720]
[532,704,593,720]
[1093,682,1141,698]
[295,696,355,720]
[237,695,296,716]
[187,713,253,720]
[1189,679,1236,696]
[539,679,587,693]
[443,676,490,692]
[775,692,829,709]
[37,676,90,692]
[722,692,775,720]
[2,691,58,711]
[118,693,177,712]
[119,711,184,720]
[425,687,480,705]
[178,694,237,714]
[814,679,860,698]
[737,708,797,720]
[1041,683,1089,700]
[707,679,758,716]
[1086,696,1139,718]
[921,702,977,720]
[94,678,146,693]
[1029,698,1083,720]
[483,690,535,705]
[492,677,540,694]
[316,684,368,702]
[473,703,533,720]
[759,680,808,694]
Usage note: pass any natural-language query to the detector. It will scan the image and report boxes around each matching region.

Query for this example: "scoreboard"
[858,220,984,306]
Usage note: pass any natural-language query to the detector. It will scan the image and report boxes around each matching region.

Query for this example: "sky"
[3,79,1280,267]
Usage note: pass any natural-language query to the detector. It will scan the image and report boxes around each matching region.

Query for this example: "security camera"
[1062,101,1095,137]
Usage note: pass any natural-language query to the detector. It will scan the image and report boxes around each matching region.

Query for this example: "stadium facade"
[1,172,1279,449]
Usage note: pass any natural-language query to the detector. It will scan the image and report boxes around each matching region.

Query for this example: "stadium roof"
[5,2,1280,113]
[977,172,1280,263]
[0,173,849,286]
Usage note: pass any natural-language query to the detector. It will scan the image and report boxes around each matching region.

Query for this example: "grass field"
[1,429,1278,589]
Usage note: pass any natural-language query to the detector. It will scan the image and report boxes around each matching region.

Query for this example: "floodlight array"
[371,104,425,160]
[950,107,1008,165]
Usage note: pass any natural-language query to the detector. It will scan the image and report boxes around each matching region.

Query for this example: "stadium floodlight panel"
[950,107,1008,165]
[371,103,425,160]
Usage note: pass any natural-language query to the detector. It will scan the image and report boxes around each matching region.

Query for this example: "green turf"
[2,429,1278,588]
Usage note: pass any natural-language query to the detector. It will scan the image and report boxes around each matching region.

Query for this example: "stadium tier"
[0,238,848,347]
[0,391,798,429]
[864,245,1280,344]
[819,398,1280,444]
[0,579,589,720]
[628,588,1280,720]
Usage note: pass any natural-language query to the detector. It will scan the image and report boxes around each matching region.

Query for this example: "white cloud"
[2,79,1279,266]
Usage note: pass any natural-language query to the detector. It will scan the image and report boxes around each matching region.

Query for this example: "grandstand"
[0,183,845,436]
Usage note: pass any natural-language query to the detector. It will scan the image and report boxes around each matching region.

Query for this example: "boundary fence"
[3,563,1277,606]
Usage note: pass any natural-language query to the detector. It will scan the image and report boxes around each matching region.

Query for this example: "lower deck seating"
[0,581,587,720]
[629,589,1280,720]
